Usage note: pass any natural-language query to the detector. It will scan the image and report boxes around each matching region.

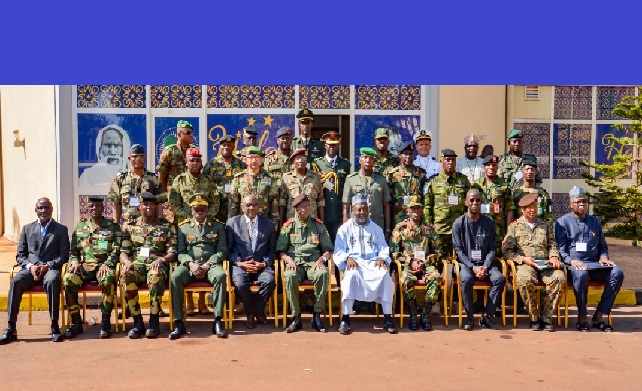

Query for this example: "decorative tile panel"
[299,85,350,109]
[554,86,592,120]
[552,193,569,222]
[553,123,591,179]
[76,85,146,108]
[79,195,114,221]
[355,85,421,110]
[151,85,202,108]
[207,85,295,108]
[596,86,635,120]
[516,122,551,179]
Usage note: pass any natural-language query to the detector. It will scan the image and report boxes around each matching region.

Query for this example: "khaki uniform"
[107,170,166,224]
[279,169,325,220]
[168,172,221,224]
[157,143,196,188]
[386,165,427,227]
[228,170,280,227]
[342,171,392,230]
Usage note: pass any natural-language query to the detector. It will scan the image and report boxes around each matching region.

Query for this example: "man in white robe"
[334,193,398,335]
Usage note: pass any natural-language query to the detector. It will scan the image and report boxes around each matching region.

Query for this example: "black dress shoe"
[213,319,228,338]
[246,314,256,329]
[408,314,419,331]
[0,328,17,345]
[383,315,398,334]
[51,325,64,342]
[531,320,544,331]
[338,321,351,335]
[169,320,187,340]
[255,313,268,325]
[285,316,302,333]
[463,318,474,331]
[310,312,327,332]
[479,314,498,330]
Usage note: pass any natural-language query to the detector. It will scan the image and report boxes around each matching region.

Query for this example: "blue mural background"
[77,113,147,178]
[595,124,633,179]
[153,117,200,169]
[206,114,294,160]
[354,115,420,166]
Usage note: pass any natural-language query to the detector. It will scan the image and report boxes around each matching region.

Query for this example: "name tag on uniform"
[139,246,150,257]
[448,195,459,205]
[413,250,426,261]
[324,179,334,190]
[471,250,482,261]
[129,196,140,206]
[576,242,587,252]
[481,204,490,214]
[224,183,231,193]
[97,240,108,250]
[514,171,523,181]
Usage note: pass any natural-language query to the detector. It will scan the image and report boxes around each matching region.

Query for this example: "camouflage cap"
[276,127,293,138]
[245,146,263,157]
[139,192,157,204]
[482,154,499,165]
[186,148,202,158]
[189,193,209,207]
[88,196,104,203]
[441,148,457,158]
[296,109,314,120]
[359,147,377,156]
[322,131,341,144]
[405,195,422,208]
[374,127,390,139]
[292,193,310,208]
[177,120,193,129]
[507,129,523,139]
[518,192,538,207]
[130,144,145,154]
[218,135,236,145]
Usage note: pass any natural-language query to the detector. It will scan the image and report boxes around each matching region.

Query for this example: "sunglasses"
[181,130,194,135]
[245,202,258,207]
[130,154,145,159]
[465,144,479,148]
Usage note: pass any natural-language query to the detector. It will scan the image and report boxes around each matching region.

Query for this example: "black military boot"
[310,312,327,332]
[128,314,146,339]
[383,314,398,334]
[408,300,419,331]
[169,319,187,340]
[421,308,433,331]
[285,314,302,333]
[145,314,160,338]
[64,314,84,339]
[99,313,112,339]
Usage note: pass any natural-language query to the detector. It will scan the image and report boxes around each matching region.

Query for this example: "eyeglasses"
[130,154,145,159]
[572,200,588,204]
[36,206,51,210]
[181,130,194,135]
[468,198,482,203]
[245,202,258,207]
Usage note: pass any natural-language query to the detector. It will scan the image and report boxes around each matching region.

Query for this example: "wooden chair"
[62,263,121,332]
[562,268,612,328]
[451,258,507,328]
[505,259,563,327]
[227,259,279,328]
[168,261,233,330]
[9,264,65,328]
[395,256,450,328]
[280,259,339,327]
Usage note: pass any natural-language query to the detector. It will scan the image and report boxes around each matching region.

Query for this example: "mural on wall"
[354,115,421,166]
[206,114,295,160]
[77,114,146,186]
[595,124,633,179]
[153,117,200,169]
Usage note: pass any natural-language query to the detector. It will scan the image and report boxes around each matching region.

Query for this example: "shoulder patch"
[178,218,190,226]
[234,171,245,177]
[283,219,293,227]
[163,144,176,150]
[314,218,323,224]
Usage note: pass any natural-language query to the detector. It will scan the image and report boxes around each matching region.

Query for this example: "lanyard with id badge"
[470,221,484,263]
[575,218,588,252]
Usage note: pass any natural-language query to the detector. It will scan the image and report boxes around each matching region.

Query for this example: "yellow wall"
[512,85,553,120]
[438,86,507,156]
[0,85,58,241]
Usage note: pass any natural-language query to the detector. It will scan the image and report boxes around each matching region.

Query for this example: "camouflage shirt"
[229,169,280,226]
[107,169,166,223]
[497,152,540,188]
[502,217,559,264]
[275,217,333,265]
[390,219,440,269]
[342,171,392,230]
[423,169,471,235]
[473,176,515,244]
[511,185,553,224]
[263,150,292,181]
[177,217,227,267]
[69,217,122,268]
[387,165,427,226]
[373,152,400,177]
[168,172,221,224]
[202,155,246,221]
[121,217,177,264]
[279,169,325,220]
[156,143,196,188]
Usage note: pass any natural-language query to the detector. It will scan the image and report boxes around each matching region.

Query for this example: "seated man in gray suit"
[1,197,70,344]
[226,194,277,329]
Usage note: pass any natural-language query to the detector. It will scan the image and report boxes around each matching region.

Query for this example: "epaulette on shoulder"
[314,218,323,224]
[283,219,293,227]
[233,171,245,177]
[347,172,358,178]
[178,218,190,226]
[213,218,224,225]
[164,144,176,150]
[265,150,276,157]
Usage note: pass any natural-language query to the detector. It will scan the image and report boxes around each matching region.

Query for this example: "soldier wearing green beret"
[264,126,294,183]
[63,196,122,339]
[387,141,427,228]
[202,135,246,222]
[169,193,228,340]
[292,109,324,164]
[228,146,280,229]
[372,126,400,177]
[120,192,177,339]
[108,144,166,225]
[342,147,392,239]
[279,148,325,225]
[497,129,541,188]
[311,131,351,242]
[423,149,471,258]
[157,120,197,193]
[510,160,553,224]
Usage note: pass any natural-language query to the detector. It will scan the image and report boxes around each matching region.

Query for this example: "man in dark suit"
[226,194,277,329]
[1,197,70,344]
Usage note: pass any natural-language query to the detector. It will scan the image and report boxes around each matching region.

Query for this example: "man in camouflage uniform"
[264,126,294,183]
[387,141,427,228]
[108,144,165,224]
[511,160,553,224]
[157,119,196,193]
[63,196,121,339]
[169,147,220,315]
[311,131,351,242]
[472,154,515,254]
[390,198,440,331]
[202,135,246,222]
[279,148,325,225]
[497,128,541,188]
[503,193,565,331]
[342,147,392,238]
[229,146,280,228]
[277,194,333,333]
[120,192,177,339]
[291,109,324,164]
[371,126,400,176]
[423,149,471,258]
[169,193,228,340]
[235,126,259,159]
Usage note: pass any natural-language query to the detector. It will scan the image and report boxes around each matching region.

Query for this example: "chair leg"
[273,290,278,328]
[28,294,32,325]
[327,285,333,327]
[513,288,517,327]
[82,293,87,322]
[399,297,404,328]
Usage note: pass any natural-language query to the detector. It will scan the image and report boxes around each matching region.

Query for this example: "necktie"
[198,224,203,234]
[248,219,255,247]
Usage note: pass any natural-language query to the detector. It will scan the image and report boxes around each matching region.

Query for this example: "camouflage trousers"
[63,264,116,316]
[435,234,454,259]
[400,266,442,313]
[515,265,566,323]
[119,263,168,316]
